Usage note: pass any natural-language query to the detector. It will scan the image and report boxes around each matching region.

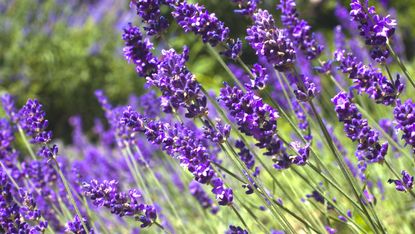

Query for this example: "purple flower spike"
[219,84,295,169]
[18,99,52,144]
[334,49,403,105]
[203,119,231,144]
[246,63,269,90]
[172,2,230,46]
[394,99,415,152]
[82,179,157,227]
[122,23,158,77]
[246,9,296,71]
[349,0,396,63]
[221,38,243,60]
[150,47,208,118]
[332,92,388,164]
[278,0,324,60]
[388,170,414,192]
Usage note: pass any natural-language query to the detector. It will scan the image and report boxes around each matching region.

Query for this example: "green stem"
[231,205,251,233]
[17,125,37,160]
[52,158,90,233]
[387,42,415,89]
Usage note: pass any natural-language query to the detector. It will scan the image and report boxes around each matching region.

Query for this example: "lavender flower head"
[246,63,269,90]
[393,99,415,152]
[82,179,157,228]
[219,84,295,169]
[122,23,158,77]
[334,49,403,105]
[246,9,296,71]
[172,1,230,46]
[349,0,396,62]
[149,47,207,118]
[332,92,388,163]
[278,0,324,60]
[18,99,52,144]
[388,170,414,192]
[203,119,231,144]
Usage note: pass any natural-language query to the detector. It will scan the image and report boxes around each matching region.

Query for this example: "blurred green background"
[1,0,415,142]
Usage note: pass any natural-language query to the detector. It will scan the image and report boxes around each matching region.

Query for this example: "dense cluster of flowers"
[334,49,403,105]
[149,47,208,118]
[83,179,157,227]
[122,23,158,77]
[119,107,234,205]
[349,0,396,62]
[0,170,48,233]
[246,9,296,71]
[278,0,323,60]
[332,92,388,163]
[219,84,310,169]
[172,2,230,46]
[393,99,415,152]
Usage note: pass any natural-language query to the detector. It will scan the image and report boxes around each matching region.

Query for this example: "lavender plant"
[2,0,415,233]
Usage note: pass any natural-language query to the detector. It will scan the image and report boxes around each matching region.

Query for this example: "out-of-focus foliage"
[0,0,142,140]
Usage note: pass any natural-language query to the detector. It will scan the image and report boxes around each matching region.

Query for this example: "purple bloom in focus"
[149,47,208,118]
[334,49,403,106]
[246,9,296,71]
[388,170,414,192]
[290,74,318,102]
[18,99,52,144]
[172,1,230,46]
[83,179,157,227]
[278,0,323,60]
[122,23,158,77]
[349,0,396,62]
[219,84,295,169]
[122,109,234,205]
[246,63,269,90]
[393,99,415,152]
[332,92,388,163]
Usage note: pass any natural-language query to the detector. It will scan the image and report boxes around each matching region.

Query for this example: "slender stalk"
[231,205,251,233]
[307,101,383,233]
[52,158,90,233]
[387,42,415,89]
[206,44,246,91]
[17,125,37,160]
[133,145,187,232]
